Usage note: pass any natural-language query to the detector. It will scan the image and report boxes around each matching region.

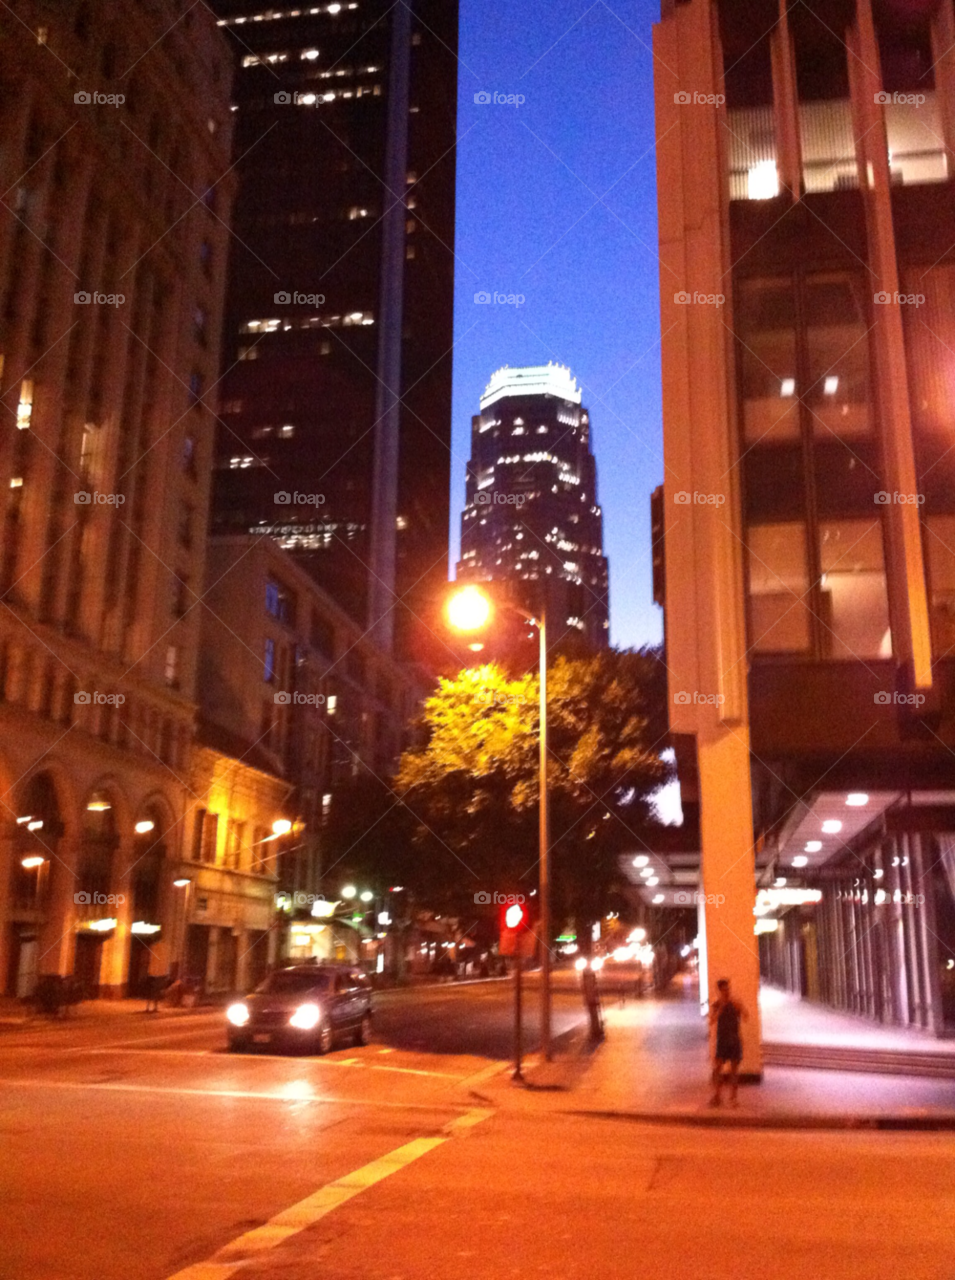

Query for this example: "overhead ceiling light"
[135,820,155,834]
[640,867,654,878]
[86,798,111,812]
[652,894,665,904]
[21,856,45,869]
[845,793,868,807]
[646,876,659,886]
[774,877,787,887]
[780,377,796,397]
[805,841,822,853]
[173,878,191,888]
[792,855,808,867]
[633,855,649,868]
[821,820,842,834]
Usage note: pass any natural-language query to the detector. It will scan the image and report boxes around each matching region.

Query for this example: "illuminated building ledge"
[480,363,582,411]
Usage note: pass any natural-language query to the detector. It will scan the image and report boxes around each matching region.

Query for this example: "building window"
[165,645,179,687]
[182,434,197,476]
[817,520,891,660]
[265,579,295,624]
[16,380,33,430]
[264,637,277,682]
[737,280,798,444]
[189,372,204,405]
[747,522,811,653]
[804,276,870,440]
[925,517,955,657]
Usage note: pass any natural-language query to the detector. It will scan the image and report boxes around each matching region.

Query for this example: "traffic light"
[499,897,535,957]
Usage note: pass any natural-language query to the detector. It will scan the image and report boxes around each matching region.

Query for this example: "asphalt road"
[2,978,953,1280]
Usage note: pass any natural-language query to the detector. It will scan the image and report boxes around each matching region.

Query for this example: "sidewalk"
[496,980,955,1128]
[0,994,219,1027]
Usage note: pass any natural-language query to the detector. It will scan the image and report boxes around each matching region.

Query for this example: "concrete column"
[698,728,763,1080]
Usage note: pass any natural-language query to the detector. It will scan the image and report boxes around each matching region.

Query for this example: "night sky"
[449,0,664,650]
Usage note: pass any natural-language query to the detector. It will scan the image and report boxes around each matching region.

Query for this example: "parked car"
[226,965,372,1054]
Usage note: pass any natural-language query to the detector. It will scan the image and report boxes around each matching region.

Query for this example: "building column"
[698,727,763,1080]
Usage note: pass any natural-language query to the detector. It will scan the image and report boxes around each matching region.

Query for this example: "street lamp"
[446,583,552,1062]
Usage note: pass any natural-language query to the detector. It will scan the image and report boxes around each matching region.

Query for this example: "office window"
[818,520,892,660]
[805,276,870,440]
[748,523,811,653]
[265,579,295,624]
[264,637,276,683]
[737,281,799,443]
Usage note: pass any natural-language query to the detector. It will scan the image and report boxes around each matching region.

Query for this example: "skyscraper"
[654,0,955,1046]
[457,365,610,651]
[209,0,458,657]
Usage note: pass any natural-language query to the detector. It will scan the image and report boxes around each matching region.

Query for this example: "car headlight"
[289,1002,322,1030]
[226,1002,250,1027]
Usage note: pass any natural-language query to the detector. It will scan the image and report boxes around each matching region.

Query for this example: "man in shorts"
[709,977,746,1106]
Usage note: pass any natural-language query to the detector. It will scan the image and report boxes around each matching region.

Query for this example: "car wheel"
[317,1020,334,1054]
[355,1012,372,1047]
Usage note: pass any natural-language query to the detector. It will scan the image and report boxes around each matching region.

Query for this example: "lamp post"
[446,584,552,1062]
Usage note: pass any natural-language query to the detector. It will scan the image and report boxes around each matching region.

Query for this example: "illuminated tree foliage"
[395,648,672,928]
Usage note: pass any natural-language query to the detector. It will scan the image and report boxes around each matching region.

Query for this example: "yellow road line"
[164,1110,492,1280]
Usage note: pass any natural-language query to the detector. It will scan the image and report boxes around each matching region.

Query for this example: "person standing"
[709,978,746,1106]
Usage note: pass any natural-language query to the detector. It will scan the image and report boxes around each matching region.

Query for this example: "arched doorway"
[7,773,64,997]
[127,805,168,998]
[74,790,119,998]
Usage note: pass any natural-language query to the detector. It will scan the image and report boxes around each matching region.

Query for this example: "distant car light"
[289,1002,322,1030]
[574,957,588,971]
[226,1003,249,1027]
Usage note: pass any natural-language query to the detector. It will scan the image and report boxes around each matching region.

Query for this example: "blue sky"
[448,0,664,650]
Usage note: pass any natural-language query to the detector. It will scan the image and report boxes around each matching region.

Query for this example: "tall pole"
[539,603,551,1061]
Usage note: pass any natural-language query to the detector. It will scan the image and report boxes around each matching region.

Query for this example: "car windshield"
[255,971,332,995]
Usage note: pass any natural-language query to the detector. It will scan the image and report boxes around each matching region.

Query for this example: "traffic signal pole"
[539,603,551,1062]
[513,957,524,1082]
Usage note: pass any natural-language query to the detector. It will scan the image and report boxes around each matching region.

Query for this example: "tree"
[394,647,672,937]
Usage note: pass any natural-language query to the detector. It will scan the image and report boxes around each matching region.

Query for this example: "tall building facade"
[655,0,955,1052]
[456,365,610,651]
[0,0,244,997]
[209,0,458,657]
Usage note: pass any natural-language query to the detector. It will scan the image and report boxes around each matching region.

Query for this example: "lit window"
[264,637,276,683]
[326,694,337,714]
[165,646,179,686]
[16,380,33,430]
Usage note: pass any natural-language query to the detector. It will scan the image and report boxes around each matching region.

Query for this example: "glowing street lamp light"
[272,818,292,836]
[341,885,357,900]
[446,584,492,633]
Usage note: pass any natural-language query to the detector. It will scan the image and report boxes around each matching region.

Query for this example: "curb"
[562,1107,955,1132]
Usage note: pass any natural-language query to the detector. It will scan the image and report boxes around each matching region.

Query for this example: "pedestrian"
[581,961,604,1041]
[709,977,746,1107]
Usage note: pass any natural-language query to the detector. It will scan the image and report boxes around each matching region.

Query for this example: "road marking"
[0,1077,479,1112]
[163,1110,493,1280]
[70,1048,465,1079]
[459,1060,510,1088]
[443,1108,494,1135]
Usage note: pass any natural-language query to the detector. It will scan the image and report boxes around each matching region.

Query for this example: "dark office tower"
[209,0,458,658]
[457,365,610,651]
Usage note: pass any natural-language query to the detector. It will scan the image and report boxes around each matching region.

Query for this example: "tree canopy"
[394,647,672,931]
